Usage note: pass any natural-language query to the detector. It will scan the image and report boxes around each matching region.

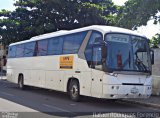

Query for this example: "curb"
[119,99,160,109]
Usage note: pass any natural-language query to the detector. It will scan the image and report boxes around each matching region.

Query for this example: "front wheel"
[18,75,24,90]
[69,80,80,102]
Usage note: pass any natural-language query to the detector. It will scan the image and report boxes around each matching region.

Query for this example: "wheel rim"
[70,85,78,98]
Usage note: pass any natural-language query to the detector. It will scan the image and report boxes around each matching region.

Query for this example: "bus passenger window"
[16,44,24,57]
[24,42,36,57]
[8,46,16,58]
[47,37,63,55]
[37,40,48,56]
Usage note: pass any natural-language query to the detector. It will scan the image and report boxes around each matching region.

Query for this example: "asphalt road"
[0,79,160,118]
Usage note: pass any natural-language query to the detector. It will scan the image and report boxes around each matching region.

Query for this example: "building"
[152,48,160,95]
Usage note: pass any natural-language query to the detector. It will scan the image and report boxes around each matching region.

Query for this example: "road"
[0,79,160,118]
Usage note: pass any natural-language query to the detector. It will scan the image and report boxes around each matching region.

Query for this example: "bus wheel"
[69,80,80,102]
[18,75,24,90]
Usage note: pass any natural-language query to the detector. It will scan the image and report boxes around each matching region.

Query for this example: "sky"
[0,0,15,11]
[0,0,160,39]
[112,0,127,6]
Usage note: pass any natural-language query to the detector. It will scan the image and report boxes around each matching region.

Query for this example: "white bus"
[7,25,154,101]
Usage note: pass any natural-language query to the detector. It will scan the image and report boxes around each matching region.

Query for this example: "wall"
[152,48,160,95]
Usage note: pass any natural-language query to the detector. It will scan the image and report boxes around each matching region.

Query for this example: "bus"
[7,25,154,101]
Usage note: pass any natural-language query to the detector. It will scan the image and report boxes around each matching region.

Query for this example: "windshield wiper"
[135,58,148,71]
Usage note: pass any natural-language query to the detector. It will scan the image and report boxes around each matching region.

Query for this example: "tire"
[69,80,80,102]
[18,75,24,90]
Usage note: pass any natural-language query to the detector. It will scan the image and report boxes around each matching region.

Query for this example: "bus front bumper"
[102,84,152,99]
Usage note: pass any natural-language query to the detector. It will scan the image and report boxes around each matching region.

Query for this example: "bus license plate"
[130,87,139,94]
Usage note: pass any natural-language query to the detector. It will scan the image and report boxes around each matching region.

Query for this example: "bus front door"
[91,46,103,98]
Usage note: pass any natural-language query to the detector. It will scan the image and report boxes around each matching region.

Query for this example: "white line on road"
[144,106,160,112]
[70,104,76,106]
[0,98,37,112]
[43,104,72,113]
[0,92,14,97]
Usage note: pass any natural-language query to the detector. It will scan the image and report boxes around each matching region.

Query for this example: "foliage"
[116,0,160,29]
[150,33,160,48]
[0,0,118,45]
[1,0,160,46]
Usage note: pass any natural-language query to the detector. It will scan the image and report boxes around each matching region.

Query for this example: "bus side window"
[24,42,36,57]
[16,44,24,57]
[37,40,48,56]
[47,37,63,55]
[63,32,87,54]
[8,46,16,58]
[84,31,103,68]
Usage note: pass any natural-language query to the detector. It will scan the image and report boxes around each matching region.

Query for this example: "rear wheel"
[69,80,80,102]
[18,75,24,90]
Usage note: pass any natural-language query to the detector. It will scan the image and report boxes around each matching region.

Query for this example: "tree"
[0,0,118,45]
[116,0,160,29]
[76,2,117,27]
[150,33,160,48]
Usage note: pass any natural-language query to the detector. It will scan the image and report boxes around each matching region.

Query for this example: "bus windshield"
[105,33,151,73]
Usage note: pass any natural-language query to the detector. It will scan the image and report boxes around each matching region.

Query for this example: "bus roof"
[10,25,147,46]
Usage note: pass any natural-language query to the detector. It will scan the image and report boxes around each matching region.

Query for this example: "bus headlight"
[111,86,114,89]
[111,86,119,90]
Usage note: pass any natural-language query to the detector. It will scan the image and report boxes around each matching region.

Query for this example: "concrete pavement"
[0,98,37,112]
[121,95,160,109]
[0,98,58,118]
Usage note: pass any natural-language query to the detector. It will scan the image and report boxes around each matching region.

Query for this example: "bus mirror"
[150,50,154,65]
[93,37,104,46]
[94,37,103,43]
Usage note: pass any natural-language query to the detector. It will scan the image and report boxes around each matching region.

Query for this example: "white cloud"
[137,19,160,39]
[112,0,160,39]
[0,0,16,11]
